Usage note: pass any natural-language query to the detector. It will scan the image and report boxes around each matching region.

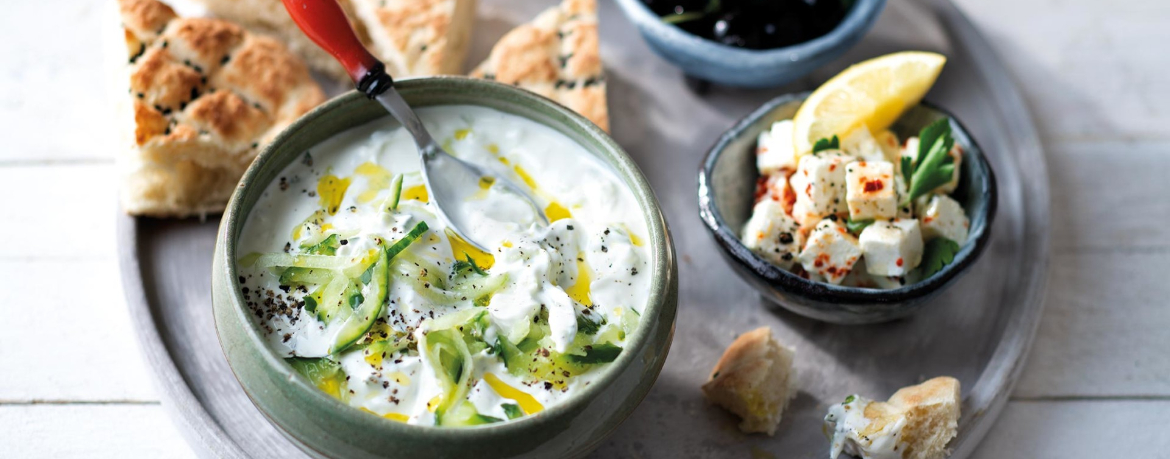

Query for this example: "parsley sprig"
[812,135,840,153]
[902,118,956,205]
[451,253,487,276]
[915,237,960,278]
[845,218,874,234]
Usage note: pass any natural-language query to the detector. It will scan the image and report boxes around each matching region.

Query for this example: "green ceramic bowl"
[211,77,678,459]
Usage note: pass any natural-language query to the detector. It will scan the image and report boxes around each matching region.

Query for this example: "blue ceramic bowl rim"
[613,0,886,67]
[698,91,998,304]
[219,77,676,439]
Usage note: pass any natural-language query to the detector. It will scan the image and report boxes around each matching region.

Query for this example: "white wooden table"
[2,0,1168,456]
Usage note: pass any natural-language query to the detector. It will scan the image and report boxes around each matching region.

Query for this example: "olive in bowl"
[614,0,887,88]
[698,92,997,324]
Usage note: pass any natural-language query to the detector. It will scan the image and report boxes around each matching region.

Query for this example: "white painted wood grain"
[953,0,1170,143]
[971,400,1170,459]
[1048,141,1170,251]
[0,404,196,458]
[0,0,1165,456]
[3,401,1165,459]
[1015,250,1170,398]
[0,0,117,164]
[0,164,117,258]
[0,259,157,402]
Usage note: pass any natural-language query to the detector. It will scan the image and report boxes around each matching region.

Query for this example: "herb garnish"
[502,404,524,420]
[915,237,960,278]
[452,253,487,277]
[812,135,840,153]
[575,311,606,335]
[844,394,856,404]
[902,118,955,205]
[567,343,623,364]
[845,219,874,233]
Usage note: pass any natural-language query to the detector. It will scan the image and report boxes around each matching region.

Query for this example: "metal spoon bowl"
[282,0,546,252]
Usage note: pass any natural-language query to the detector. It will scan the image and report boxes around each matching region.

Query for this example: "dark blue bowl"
[698,92,997,324]
[614,0,887,88]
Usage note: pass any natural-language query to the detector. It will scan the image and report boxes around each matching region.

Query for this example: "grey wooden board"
[116,0,1049,457]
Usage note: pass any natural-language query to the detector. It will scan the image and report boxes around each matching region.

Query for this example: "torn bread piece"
[701,327,796,435]
[187,0,364,81]
[825,377,961,459]
[193,0,474,80]
[470,0,608,131]
[348,0,475,77]
[112,0,325,217]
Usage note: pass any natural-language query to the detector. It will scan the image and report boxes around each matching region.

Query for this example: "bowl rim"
[613,0,887,65]
[217,76,676,440]
[697,91,998,304]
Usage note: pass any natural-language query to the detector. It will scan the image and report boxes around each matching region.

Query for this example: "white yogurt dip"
[825,395,905,459]
[236,105,650,426]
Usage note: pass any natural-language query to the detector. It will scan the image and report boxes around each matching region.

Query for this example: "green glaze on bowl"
[698,92,997,324]
[212,77,678,459]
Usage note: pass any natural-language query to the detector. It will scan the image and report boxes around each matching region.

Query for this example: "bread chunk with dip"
[112,0,325,217]
[825,376,961,459]
[701,327,796,435]
[470,0,608,131]
[192,0,475,81]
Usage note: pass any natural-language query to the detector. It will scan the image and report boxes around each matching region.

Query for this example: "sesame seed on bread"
[470,0,608,131]
[192,0,475,80]
[113,0,325,217]
[349,0,475,77]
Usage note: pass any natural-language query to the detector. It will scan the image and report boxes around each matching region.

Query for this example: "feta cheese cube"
[875,130,901,164]
[790,151,849,226]
[741,200,804,269]
[755,173,796,215]
[845,160,898,220]
[859,219,924,277]
[840,259,906,289]
[756,120,797,175]
[894,175,914,219]
[798,218,862,284]
[841,128,887,163]
[917,194,970,244]
[901,137,919,166]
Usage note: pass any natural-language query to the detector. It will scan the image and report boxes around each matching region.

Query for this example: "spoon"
[281,0,548,252]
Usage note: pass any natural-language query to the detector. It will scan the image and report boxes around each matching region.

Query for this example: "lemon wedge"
[792,51,947,158]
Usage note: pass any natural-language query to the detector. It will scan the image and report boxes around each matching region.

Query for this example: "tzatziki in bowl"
[212,78,676,458]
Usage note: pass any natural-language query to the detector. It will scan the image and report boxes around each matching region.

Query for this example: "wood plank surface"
[0,0,1167,456]
[956,0,1170,143]
[0,404,196,458]
[972,400,1170,459]
[0,1,116,164]
[0,259,157,402]
[3,401,1168,458]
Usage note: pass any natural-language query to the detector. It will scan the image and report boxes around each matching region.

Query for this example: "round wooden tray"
[117,0,1049,457]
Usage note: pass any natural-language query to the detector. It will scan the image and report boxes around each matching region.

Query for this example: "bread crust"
[115,0,325,217]
[351,0,475,77]
[831,376,961,459]
[470,0,608,131]
[193,0,473,80]
[701,327,796,435]
[190,0,364,81]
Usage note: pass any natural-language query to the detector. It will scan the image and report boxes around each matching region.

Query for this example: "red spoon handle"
[281,0,392,96]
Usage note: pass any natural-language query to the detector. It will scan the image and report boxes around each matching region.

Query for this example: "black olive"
[646,0,851,50]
